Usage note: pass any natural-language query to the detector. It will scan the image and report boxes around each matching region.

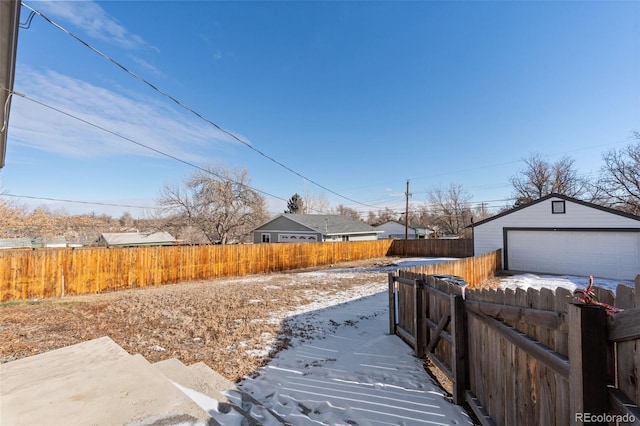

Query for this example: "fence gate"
[388,271,467,404]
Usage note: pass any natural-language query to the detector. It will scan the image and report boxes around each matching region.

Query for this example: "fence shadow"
[238,289,473,425]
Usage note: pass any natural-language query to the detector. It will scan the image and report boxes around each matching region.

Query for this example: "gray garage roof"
[278,214,378,235]
[99,232,176,247]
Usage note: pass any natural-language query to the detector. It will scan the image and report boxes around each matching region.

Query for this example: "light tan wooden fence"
[390,268,640,426]
[401,249,501,287]
[0,240,393,301]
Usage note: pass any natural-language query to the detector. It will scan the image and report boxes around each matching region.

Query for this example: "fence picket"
[0,240,393,301]
[616,283,637,406]
[503,287,517,426]
[393,267,640,426]
[554,287,571,426]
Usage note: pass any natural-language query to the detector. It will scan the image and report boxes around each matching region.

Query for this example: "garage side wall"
[474,197,640,266]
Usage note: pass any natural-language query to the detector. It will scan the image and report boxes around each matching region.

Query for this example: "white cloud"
[127,55,164,79]
[33,1,146,50]
[10,66,242,161]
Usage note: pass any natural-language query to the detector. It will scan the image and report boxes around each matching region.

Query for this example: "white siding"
[508,230,640,280]
[348,234,379,242]
[474,197,640,257]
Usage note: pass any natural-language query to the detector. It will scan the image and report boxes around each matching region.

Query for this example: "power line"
[3,193,156,210]
[7,89,288,204]
[20,1,380,210]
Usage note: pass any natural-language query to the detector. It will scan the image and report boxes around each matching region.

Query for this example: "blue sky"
[2,0,639,218]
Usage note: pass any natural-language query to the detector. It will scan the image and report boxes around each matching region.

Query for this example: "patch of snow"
[498,273,634,294]
[222,258,633,425]
[238,276,472,425]
[148,344,166,352]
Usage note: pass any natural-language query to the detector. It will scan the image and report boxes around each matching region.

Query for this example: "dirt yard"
[0,257,405,383]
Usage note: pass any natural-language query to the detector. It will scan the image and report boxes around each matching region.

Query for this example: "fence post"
[415,279,425,358]
[388,273,396,335]
[451,294,467,405]
[568,303,608,425]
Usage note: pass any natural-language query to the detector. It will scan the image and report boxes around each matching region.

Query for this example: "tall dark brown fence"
[388,238,473,258]
[390,268,640,426]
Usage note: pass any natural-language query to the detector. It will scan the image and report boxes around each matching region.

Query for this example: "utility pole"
[405,179,411,240]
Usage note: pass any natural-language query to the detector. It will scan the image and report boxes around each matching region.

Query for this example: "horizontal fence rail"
[390,261,640,426]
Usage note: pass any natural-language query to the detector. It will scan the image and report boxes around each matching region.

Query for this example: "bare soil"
[0,257,401,382]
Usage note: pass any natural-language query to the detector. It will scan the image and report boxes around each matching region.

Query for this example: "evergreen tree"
[286,193,303,213]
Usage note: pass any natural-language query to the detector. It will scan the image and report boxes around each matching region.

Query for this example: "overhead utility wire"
[20,2,379,210]
[3,193,156,210]
[7,89,287,204]
[19,10,36,29]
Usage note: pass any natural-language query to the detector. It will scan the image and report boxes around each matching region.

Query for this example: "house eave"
[325,231,383,236]
[470,193,640,228]
[0,0,21,169]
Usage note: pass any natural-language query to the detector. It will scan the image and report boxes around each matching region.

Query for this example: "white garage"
[473,194,640,281]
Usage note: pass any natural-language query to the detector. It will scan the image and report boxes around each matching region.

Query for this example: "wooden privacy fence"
[389,268,640,426]
[389,238,473,258]
[401,249,501,287]
[0,240,391,301]
[0,238,476,302]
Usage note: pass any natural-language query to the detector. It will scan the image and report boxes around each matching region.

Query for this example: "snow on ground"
[238,288,472,426]
[234,258,634,425]
[497,273,635,294]
[325,258,459,274]
[233,258,472,426]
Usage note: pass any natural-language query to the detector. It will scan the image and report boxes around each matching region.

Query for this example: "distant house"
[32,236,67,248]
[0,236,69,249]
[373,220,432,239]
[252,214,381,243]
[0,237,33,250]
[471,193,640,281]
[97,232,176,247]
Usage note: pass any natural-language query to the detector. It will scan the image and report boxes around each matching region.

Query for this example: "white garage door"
[507,230,640,281]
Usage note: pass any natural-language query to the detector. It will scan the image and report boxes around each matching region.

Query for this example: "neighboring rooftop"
[281,213,378,235]
[98,232,176,247]
[0,237,32,250]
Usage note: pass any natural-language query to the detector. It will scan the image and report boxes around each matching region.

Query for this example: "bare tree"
[409,203,433,228]
[597,134,640,215]
[428,183,473,236]
[157,164,269,244]
[366,207,398,226]
[301,191,330,214]
[509,153,589,205]
[119,211,135,228]
[0,197,28,238]
[333,204,361,220]
[472,202,493,222]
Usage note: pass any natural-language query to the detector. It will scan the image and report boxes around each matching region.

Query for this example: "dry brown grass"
[0,257,398,382]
